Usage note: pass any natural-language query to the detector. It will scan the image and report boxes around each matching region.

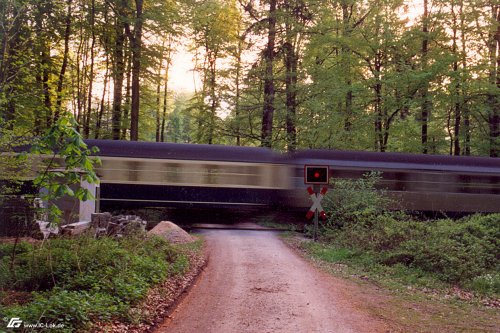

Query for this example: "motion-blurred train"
[86,140,500,213]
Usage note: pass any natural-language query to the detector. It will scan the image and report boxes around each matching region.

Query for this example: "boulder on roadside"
[147,221,194,244]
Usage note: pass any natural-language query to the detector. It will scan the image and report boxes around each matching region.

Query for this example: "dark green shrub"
[322,172,393,229]
[397,216,499,283]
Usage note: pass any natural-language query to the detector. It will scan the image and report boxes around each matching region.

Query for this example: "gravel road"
[156,229,391,333]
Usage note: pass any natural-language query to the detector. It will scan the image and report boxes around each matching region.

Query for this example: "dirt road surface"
[157,229,392,333]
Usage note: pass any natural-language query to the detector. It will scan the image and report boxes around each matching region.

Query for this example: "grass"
[254,213,304,231]
[297,236,499,299]
[0,234,193,332]
[284,235,500,333]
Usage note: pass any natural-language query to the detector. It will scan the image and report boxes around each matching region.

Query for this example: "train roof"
[85,139,279,163]
[285,149,500,174]
[11,139,500,173]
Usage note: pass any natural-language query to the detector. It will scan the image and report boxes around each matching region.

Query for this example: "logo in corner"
[7,318,22,328]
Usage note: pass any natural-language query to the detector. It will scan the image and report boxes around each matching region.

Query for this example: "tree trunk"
[234,35,242,146]
[84,0,96,138]
[421,0,430,154]
[447,106,453,155]
[34,2,52,128]
[112,10,125,140]
[283,41,297,152]
[155,41,165,142]
[261,0,277,148]
[208,50,218,145]
[42,48,52,128]
[461,0,471,155]
[342,3,353,133]
[75,17,85,131]
[452,1,461,156]
[95,53,109,139]
[160,41,172,142]
[55,0,73,121]
[122,48,132,140]
[487,4,499,157]
[373,50,384,152]
[374,82,383,151]
[128,0,144,141]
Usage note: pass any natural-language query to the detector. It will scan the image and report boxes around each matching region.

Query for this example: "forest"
[0,0,499,156]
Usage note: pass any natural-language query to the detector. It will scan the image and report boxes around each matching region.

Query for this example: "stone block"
[91,212,112,229]
[60,221,91,236]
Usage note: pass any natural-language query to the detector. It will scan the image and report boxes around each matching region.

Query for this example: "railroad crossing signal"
[306,186,328,221]
[304,165,329,184]
[306,184,328,241]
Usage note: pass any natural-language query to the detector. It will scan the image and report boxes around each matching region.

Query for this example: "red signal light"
[304,165,329,184]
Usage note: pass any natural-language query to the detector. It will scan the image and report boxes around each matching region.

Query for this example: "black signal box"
[304,165,329,184]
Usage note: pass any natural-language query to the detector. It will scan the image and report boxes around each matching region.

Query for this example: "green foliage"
[464,273,500,295]
[0,235,189,331]
[319,176,500,296]
[30,113,100,224]
[2,290,122,332]
[392,215,500,283]
[0,125,31,196]
[1,0,499,154]
[322,172,392,229]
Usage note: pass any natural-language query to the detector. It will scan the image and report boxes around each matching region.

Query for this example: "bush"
[397,216,499,283]
[0,235,190,331]
[322,172,392,229]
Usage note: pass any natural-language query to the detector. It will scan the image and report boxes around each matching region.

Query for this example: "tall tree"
[55,0,73,121]
[486,3,499,157]
[281,0,311,151]
[260,0,277,148]
[160,39,173,142]
[420,0,432,154]
[126,0,144,141]
[450,0,462,156]
[34,1,54,129]
[190,0,239,144]
[111,0,126,140]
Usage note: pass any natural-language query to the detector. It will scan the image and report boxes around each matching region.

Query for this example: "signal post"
[304,165,329,241]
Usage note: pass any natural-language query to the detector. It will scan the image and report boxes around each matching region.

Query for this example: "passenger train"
[86,140,500,213]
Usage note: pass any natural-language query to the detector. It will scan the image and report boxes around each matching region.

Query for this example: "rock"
[122,219,146,235]
[148,221,194,244]
[94,227,107,238]
[60,212,149,238]
[107,222,122,236]
[91,212,112,229]
[35,220,59,239]
[60,221,92,236]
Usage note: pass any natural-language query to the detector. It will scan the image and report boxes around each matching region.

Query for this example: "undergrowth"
[306,173,500,298]
[0,235,189,332]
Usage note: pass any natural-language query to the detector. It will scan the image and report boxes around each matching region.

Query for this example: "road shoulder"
[91,238,208,333]
[282,233,500,333]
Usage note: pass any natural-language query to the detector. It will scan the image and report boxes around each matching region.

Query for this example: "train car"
[85,140,292,211]
[282,149,500,213]
[6,140,500,220]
